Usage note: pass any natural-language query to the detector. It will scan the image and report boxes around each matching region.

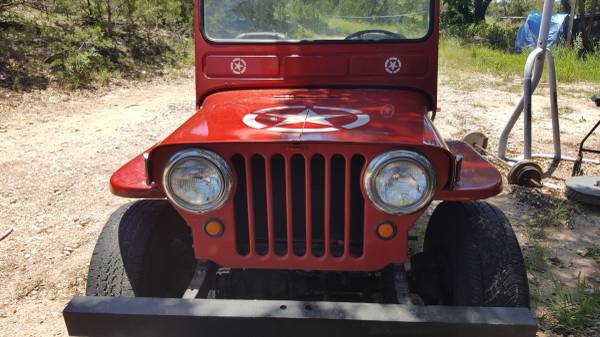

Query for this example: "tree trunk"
[578,0,594,53]
[126,0,136,25]
[473,0,492,23]
[106,0,113,36]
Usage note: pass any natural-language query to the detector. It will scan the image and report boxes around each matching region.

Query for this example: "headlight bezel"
[364,150,437,215]
[163,149,233,214]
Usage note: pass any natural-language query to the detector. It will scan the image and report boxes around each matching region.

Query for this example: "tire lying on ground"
[86,200,196,298]
[565,176,600,207]
[411,201,530,307]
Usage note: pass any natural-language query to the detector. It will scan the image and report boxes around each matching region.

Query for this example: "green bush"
[1,1,193,90]
[482,23,519,51]
[443,22,519,51]
[62,51,104,88]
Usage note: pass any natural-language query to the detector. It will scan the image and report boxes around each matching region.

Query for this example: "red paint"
[282,56,348,77]
[204,55,279,77]
[150,144,450,271]
[351,55,428,76]
[107,0,506,271]
[158,89,439,145]
[110,155,163,199]
[437,141,503,200]
[193,0,441,111]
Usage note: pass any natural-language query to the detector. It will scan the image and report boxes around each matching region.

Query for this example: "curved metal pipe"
[523,48,546,159]
[498,48,545,159]
[497,0,561,162]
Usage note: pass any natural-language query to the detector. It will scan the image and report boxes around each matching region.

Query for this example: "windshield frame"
[199,0,436,45]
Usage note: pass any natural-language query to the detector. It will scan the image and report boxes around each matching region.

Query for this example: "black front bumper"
[64,296,537,337]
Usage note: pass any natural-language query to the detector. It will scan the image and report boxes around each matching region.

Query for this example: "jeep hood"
[158,89,444,147]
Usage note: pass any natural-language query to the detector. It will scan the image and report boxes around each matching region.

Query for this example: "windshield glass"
[203,0,432,42]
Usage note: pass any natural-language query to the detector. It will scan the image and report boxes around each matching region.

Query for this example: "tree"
[577,0,599,53]
[442,0,493,25]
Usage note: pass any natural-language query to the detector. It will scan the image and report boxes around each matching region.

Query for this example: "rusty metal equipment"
[496,0,600,187]
[566,94,600,206]
[572,95,600,176]
[463,132,543,188]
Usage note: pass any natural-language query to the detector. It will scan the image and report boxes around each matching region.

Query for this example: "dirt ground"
[0,68,599,337]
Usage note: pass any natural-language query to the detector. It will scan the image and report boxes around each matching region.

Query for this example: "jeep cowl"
[63,1,537,336]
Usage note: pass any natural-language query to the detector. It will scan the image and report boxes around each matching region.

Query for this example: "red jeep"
[64,1,536,336]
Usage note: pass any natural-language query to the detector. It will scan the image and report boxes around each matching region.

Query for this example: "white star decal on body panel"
[230,58,247,75]
[268,108,346,127]
[243,105,371,133]
[385,57,402,74]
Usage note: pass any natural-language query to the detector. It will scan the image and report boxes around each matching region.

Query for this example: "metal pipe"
[513,154,600,164]
[546,52,562,159]
[522,50,544,159]
[498,0,561,162]
[538,0,554,50]
[497,55,545,159]
[498,51,544,160]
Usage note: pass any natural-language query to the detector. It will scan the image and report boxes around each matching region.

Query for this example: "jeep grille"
[232,153,366,259]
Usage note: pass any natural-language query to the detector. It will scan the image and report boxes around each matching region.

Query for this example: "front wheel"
[411,201,530,307]
[85,200,196,298]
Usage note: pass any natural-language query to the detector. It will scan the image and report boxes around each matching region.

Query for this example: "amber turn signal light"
[376,222,397,240]
[204,219,225,238]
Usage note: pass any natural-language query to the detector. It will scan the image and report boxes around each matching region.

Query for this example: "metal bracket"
[182,260,211,299]
[392,265,411,305]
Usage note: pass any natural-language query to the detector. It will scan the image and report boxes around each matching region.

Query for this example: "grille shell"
[152,143,451,271]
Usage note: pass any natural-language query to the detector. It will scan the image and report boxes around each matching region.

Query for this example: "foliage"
[578,0,600,53]
[532,202,575,229]
[525,244,550,272]
[204,0,431,40]
[0,0,194,89]
[440,38,600,84]
[545,278,600,335]
[441,0,493,25]
[487,0,540,18]
[585,246,600,259]
[444,22,519,50]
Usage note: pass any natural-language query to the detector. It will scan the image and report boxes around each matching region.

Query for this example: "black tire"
[412,201,530,307]
[86,200,196,298]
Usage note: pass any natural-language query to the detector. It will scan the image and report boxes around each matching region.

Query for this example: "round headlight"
[163,149,232,213]
[364,150,436,215]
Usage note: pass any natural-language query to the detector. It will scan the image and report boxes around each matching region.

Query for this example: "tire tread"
[424,201,530,307]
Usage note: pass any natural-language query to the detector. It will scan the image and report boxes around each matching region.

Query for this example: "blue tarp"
[515,11,569,53]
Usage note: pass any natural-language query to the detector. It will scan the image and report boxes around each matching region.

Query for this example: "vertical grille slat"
[304,158,312,257]
[310,155,326,257]
[271,155,287,256]
[244,156,256,255]
[344,156,352,257]
[232,155,250,256]
[284,156,294,256]
[265,157,275,256]
[350,155,366,258]
[330,155,346,258]
[291,155,307,256]
[251,155,268,256]
[232,152,366,261]
[324,156,332,257]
